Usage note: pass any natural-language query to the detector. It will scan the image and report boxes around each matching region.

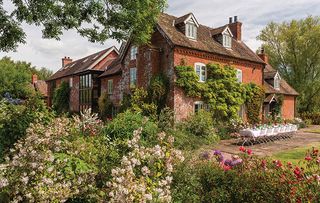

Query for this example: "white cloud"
[0,0,319,71]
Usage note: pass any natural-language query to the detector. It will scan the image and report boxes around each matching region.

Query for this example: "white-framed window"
[130,68,137,88]
[69,77,73,87]
[236,69,242,83]
[130,46,138,60]
[274,73,281,90]
[195,63,206,82]
[186,23,197,39]
[223,34,232,48]
[194,101,209,113]
[108,79,113,95]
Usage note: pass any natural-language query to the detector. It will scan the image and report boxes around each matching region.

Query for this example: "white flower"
[145,193,152,200]
[141,166,150,176]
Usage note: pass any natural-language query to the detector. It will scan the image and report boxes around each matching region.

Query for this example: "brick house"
[46,46,119,112]
[258,50,299,119]
[48,12,298,121]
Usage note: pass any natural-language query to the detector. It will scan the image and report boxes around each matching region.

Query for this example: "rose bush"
[173,147,320,202]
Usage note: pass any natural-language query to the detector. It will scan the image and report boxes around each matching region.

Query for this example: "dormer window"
[274,73,281,90]
[186,22,197,39]
[175,13,199,40]
[223,35,232,48]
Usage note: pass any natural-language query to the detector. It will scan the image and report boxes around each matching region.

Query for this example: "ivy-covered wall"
[175,63,265,124]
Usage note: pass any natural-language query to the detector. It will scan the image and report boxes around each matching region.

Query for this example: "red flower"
[223,164,232,171]
[247,149,252,155]
[274,160,282,168]
[239,146,246,152]
[305,156,312,161]
[312,149,319,155]
[261,160,267,168]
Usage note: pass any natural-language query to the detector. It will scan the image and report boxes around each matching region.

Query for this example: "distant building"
[31,74,48,102]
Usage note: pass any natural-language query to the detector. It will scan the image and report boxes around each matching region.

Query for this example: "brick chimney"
[228,16,242,41]
[258,47,269,64]
[31,74,38,84]
[62,56,72,67]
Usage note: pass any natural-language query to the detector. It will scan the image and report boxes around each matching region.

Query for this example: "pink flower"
[305,156,312,161]
[246,149,252,155]
[261,160,267,168]
[239,146,246,152]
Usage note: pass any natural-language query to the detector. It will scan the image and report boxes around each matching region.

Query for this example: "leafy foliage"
[258,16,320,112]
[52,81,70,114]
[148,74,170,112]
[0,95,53,161]
[175,64,246,123]
[172,147,320,202]
[98,92,114,120]
[0,111,107,202]
[1,0,167,51]
[0,57,52,99]
[243,83,265,124]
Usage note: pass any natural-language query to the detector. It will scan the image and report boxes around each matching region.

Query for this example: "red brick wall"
[282,95,295,120]
[94,50,119,71]
[173,47,264,121]
[101,75,122,106]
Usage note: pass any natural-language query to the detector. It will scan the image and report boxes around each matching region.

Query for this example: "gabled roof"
[264,64,298,96]
[174,13,199,27]
[47,46,118,81]
[157,13,265,64]
[210,25,233,37]
[99,59,122,78]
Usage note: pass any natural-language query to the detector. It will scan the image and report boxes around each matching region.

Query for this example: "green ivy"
[243,83,265,124]
[175,64,246,123]
[52,81,70,114]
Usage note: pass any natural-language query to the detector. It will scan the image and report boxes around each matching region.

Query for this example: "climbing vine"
[243,83,265,124]
[52,81,70,114]
[175,63,246,123]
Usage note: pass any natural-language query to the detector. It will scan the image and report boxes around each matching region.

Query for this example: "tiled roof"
[157,13,265,64]
[34,80,48,97]
[210,25,228,36]
[263,63,298,96]
[99,59,122,78]
[47,47,117,81]
[264,94,276,103]
[174,13,193,25]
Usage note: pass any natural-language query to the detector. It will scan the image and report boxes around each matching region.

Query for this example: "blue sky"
[1,0,319,72]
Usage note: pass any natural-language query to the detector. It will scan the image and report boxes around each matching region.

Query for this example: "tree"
[0,57,52,99]
[0,0,167,52]
[258,16,320,112]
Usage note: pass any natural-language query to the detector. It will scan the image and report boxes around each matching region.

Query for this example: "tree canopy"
[258,16,320,112]
[0,57,53,99]
[0,0,167,52]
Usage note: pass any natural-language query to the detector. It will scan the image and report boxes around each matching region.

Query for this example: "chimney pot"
[229,17,233,24]
[62,57,73,68]
[234,16,238,22]
[258,47,268,63]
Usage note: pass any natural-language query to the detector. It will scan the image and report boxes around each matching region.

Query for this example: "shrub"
[103,110,159,143]
[0,95,53,161]
[172,147,320,202]
[157,107,174,132]
[52,81,70,114]
[244,83,265,124]
[0,111,107,202]
[301,112,320,125]
[106,129,184,202]
[184,110,215,137]
[98,92,114,120]
[119,88,157,119]
[147,74,170,112]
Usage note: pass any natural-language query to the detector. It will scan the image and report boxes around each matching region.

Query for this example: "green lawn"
[272,143,320,166]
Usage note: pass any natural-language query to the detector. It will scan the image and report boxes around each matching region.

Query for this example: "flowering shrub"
[107,128,184,202]
[0,110,107,202]
[173,147,320,202]
[0,95,53,161]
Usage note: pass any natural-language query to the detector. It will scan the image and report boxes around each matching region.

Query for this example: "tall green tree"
[258,16,320,112]
[0,0,167,52]
[0,57,52,99]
